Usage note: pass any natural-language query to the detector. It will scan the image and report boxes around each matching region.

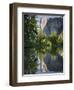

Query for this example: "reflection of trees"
[48,31,63,59]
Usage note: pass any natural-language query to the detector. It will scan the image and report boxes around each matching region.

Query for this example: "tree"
[24,15,38,74]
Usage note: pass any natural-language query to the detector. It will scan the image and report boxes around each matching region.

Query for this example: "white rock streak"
[40,16,47,30]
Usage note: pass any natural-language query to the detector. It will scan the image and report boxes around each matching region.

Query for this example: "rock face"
[44,17,63,36]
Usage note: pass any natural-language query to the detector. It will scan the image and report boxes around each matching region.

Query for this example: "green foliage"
[24,15,38,48]
[36,30,63,60]
[48,31,63,59]
[24,15,38,74]
[24,48,37,74]
[35,28,51,54]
